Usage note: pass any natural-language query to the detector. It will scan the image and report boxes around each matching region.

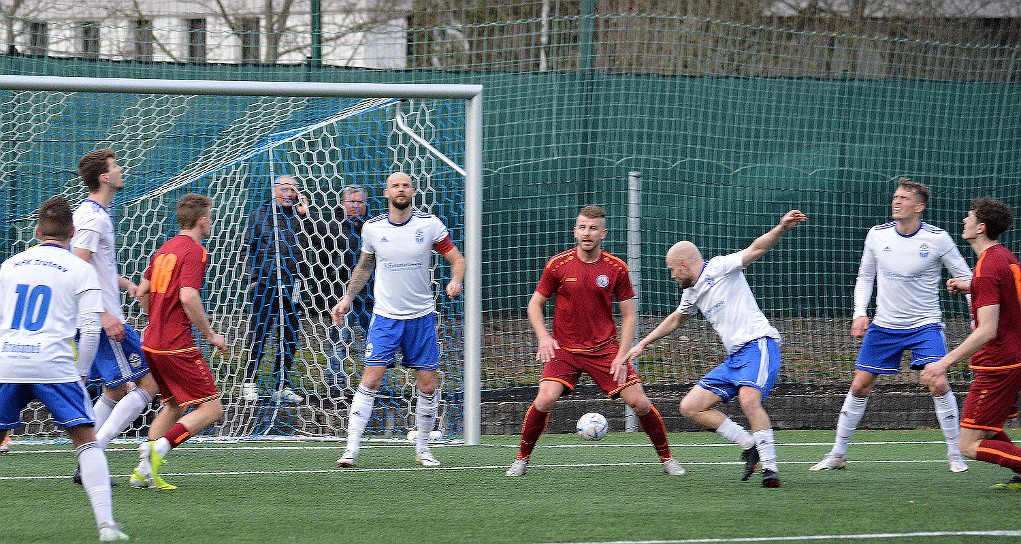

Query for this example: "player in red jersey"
[505,205,685,477]
[129,193,227,490]
[921,197,1021,489]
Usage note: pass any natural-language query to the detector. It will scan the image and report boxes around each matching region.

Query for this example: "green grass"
[2,429,1020,543]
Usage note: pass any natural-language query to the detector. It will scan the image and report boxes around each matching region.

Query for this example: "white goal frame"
[0,74,484,445]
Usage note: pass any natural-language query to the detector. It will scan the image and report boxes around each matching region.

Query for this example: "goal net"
[1,77,481,443]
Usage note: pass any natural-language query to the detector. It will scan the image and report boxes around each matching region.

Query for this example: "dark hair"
[578,205,607,220]
[78,149,116,192]
[972,197,1013,240]
[177,193,213,229]
[897,177,931,205]
[37,196,74,240]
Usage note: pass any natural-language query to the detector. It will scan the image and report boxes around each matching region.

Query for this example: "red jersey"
[142,234,208,352]
[969,243,1021,370]
[536,248,635,354]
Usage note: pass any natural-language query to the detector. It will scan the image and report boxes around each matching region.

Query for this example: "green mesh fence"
[1,9,1019,439]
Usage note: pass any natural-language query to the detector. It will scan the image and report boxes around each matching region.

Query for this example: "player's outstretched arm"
[626,310,690,363]
[742,209,807,267]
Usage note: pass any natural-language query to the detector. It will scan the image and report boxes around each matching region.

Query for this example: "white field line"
[540,530,1021,544]
[3,437,993,454]
[0,458,977,482]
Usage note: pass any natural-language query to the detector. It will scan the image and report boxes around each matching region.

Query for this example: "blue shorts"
[87,324,149,387]
[364,313,440,371]
[698,337,781,403]
[0,381,95,430]
[856,323,946,374]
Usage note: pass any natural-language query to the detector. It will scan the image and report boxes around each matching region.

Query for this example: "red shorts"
[540,347,641,399]
[961,367,1021,432]
[144,347,220,406]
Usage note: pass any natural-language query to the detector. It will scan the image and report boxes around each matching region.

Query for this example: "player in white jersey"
[0,197,129,542]
[72,150,160,485]
[331,172,465,467]
[627,210,807,488]
[810,178,972,473]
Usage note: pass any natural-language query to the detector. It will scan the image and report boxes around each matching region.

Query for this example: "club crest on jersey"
[595,274,609,288]
[918,243,930,258]
[415,229,425,244]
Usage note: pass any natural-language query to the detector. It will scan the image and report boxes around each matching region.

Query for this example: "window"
[80,21,100,59]
[240,17,260,64]
[26,21,47,56]
[133,19,154,61]
[187,18,206,63]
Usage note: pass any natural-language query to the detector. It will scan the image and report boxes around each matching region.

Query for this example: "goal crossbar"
[0,75,484,445]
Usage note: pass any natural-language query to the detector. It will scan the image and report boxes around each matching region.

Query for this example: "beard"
[392,198,411,210]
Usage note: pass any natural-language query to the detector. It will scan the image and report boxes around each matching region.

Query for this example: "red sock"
[516,404,550,460]
[976,438,1021,472]
[638,404,672,461]
[163,422,192,449]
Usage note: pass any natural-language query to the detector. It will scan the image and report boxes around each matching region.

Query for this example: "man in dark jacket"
[241,175,321,403]
[325,185,374,398]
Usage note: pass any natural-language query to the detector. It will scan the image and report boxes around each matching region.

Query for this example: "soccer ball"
[576,412,608,440]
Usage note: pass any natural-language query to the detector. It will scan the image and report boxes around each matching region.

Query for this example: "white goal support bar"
[0,74,485,445]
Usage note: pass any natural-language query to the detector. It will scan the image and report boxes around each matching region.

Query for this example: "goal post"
[0,75,484,445]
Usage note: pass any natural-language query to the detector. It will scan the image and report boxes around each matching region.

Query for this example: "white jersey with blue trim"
[71,199,124,322]
[0,244,103,383]
[677,250,781,355]
[361,211,450,320]
[854,221,972,329]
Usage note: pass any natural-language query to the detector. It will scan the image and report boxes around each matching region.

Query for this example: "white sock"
[96,388,152,449]
[153,437,171,457]
[754,428,779,472]
[346,385,378,452]
[832,392,868,457]
[76,442,114,528]
[933,390,962,457]
[415,390,439,452]
[92,394,117,433]
[715,417,755,449]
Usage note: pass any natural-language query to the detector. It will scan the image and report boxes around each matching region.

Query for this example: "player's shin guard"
[976,438,1021,472]
[754,428,779,472]
[833,392,868,457]
[92,395,117,433]
[96,387,153,449]
[76,441,115,528]
[346,385,378,451]
[415,389,439,452]
[716,417,755,449]
[637,404,672,461]
[933,390,962,456]
[516,403,550,460]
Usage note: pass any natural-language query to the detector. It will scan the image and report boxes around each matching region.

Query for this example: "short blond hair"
[898,177,930,205]
[177,193,213,229]
[578,205,606,220]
